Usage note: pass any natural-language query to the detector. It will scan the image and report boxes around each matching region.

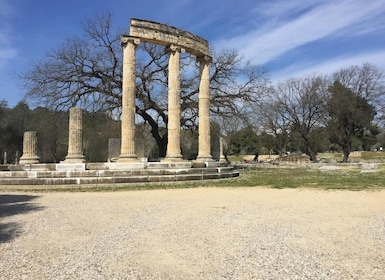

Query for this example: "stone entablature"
[129,18,210,57]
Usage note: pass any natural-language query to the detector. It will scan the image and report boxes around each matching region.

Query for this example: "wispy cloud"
[252,0,324,20]
[272,50,385,82]
[213,0,385,66]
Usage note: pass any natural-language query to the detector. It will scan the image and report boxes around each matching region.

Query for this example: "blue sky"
[1,0,385,107]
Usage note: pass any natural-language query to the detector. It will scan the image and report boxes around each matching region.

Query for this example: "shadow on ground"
[0,194,44,243]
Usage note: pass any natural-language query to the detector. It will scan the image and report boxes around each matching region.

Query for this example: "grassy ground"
[7,166,383,192]
[231,151,385,163]
[103,167,385,191]
[216,167,385,190]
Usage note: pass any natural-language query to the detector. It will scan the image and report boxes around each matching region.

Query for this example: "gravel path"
[1,187,384,279]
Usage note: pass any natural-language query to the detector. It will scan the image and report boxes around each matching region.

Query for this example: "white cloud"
[272,50,385,82]
[252,0,324,19]
[213,0,385,65]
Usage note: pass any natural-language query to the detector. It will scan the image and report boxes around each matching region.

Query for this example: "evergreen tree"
[327,81,376,162]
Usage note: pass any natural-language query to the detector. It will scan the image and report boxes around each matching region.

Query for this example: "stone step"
[0,166,239,186]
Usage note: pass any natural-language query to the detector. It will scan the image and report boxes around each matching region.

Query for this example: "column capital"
[165,44,185,54]
[121,35,140,47]
[197,55,212,63]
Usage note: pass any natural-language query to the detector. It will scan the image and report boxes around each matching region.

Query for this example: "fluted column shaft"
[19,131,40,164]
[219,137,227,162]
[119,36,140,162]
[64,107,85,163]
[164,45,183,161]
[197,56,213,161]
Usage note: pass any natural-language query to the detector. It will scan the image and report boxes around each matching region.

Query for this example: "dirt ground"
[1,187,384,279]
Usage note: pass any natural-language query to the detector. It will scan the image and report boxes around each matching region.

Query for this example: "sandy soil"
[1,187,384,279]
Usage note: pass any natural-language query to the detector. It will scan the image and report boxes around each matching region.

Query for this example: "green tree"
[28,107,68,162]
[0,100,10,163]
[227,125,259,155]
[6,102,32,163]
[327,81,376,162]
[83,111,120,162]
[256,131,276,155]
[332,63,385,125]
[180,129,199,160]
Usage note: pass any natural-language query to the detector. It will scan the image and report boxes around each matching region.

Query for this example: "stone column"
[19,131,40,164]
[164,45,183,161]
[196,55,213,161]
[118,36,140,162]
[64,107,85,163]
[219,137,227,163]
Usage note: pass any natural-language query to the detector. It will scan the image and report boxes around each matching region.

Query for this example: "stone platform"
[0,162,238,186]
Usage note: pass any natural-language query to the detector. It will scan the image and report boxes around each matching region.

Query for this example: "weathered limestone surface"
[19,131,40,164]
[196,56,212,161]
[64,107,85,163]
[219,137,227,163]
[129,18,210,56]
[126,18,213,161]
[164,45,183,161]
[109,138,145,162]
[0,165,238,185]
[118,37,139,162]
[56,163,86,171]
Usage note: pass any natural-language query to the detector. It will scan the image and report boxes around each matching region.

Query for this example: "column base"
[162,154,184,162]
[193,158,219,168]
[63,154,86,163]
[196,154,213,162]
[19,156,40,165]
[219,155,227,162]
[117,154,138,162]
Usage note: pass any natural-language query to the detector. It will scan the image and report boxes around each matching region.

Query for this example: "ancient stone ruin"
[119,18,212,162]
[0,19,239,186]
[63,107,86,163]
[19,131,40,164]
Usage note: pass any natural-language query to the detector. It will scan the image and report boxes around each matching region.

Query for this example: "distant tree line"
[0,102,121,164]
[251,63,384,162]
[0,101,202,164]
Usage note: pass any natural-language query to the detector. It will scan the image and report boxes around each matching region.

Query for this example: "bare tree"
[209,49,270,121]
[257,98,291,155]
[22,13,123,113]
[265,75,329,161]
[21,13,270,157]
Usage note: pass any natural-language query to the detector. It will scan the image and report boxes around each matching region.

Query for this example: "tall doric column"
[196,55,213,161]
[19,131,40,164]
[118,36,140,162]
[164,45,183,161]
[64,107,85,163]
